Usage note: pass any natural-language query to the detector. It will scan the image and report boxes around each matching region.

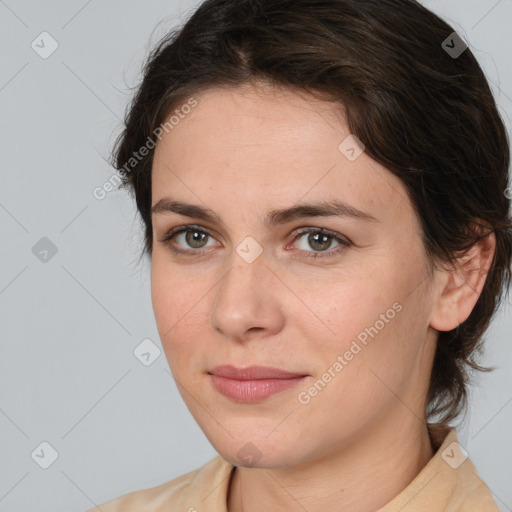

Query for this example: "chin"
[219,444,298,469]
[202,424,304,469]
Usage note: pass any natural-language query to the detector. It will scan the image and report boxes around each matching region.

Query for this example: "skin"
[150,81,496,512]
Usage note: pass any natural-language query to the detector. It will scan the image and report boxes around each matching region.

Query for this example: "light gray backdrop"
[0,1,511,511]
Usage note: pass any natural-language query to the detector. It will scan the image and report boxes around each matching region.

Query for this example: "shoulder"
[85,455,235,512]
[379,425,500,512]
[432,425,500,511]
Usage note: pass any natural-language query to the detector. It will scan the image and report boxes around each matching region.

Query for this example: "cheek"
[151,251,206,320]
[150,261,207,354]
[298,267,421,388]
[295,270,390,350]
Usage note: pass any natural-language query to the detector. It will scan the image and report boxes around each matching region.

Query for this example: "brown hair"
[112,0,512,427]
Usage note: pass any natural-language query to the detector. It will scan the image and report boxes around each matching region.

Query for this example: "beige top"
[87,426,499,511]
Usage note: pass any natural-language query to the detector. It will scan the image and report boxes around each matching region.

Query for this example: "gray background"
[0,1,511,511]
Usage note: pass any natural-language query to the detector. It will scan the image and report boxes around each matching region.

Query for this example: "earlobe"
[429,229,496,332]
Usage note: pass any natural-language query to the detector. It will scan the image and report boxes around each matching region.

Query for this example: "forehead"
[159,83,347,154]
[151,84,412,226]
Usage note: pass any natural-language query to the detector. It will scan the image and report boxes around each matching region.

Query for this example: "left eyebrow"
[264,200,380,228]
[150,198,380,229]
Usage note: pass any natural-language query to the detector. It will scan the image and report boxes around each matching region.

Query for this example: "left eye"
[294,229,343,252]
[289,228,350,259]
[159,225,350,259]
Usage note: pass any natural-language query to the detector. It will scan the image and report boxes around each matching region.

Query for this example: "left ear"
[429,225,496,332]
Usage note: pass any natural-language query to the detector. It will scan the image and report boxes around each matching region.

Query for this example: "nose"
[209,251,286,343]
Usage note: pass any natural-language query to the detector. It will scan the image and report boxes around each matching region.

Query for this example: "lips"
[208,365,308,402]
[209,365,306,380]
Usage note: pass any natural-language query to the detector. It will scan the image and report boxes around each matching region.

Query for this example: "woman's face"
[150,83,439,468]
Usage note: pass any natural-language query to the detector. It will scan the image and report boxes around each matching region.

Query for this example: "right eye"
[159,225,220,256]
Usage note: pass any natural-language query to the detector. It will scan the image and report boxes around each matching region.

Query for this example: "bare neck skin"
[227,414,434,512]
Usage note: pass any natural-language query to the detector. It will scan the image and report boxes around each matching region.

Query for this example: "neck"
[227,416,435,512]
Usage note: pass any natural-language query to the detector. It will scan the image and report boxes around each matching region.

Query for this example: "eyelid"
[160,224,218,242]
[290,226,351,246]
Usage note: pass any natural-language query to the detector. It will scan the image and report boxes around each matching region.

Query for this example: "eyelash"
[158,225,351,260]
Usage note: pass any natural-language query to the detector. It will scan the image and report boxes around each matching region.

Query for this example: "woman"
[87,0,511,510]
